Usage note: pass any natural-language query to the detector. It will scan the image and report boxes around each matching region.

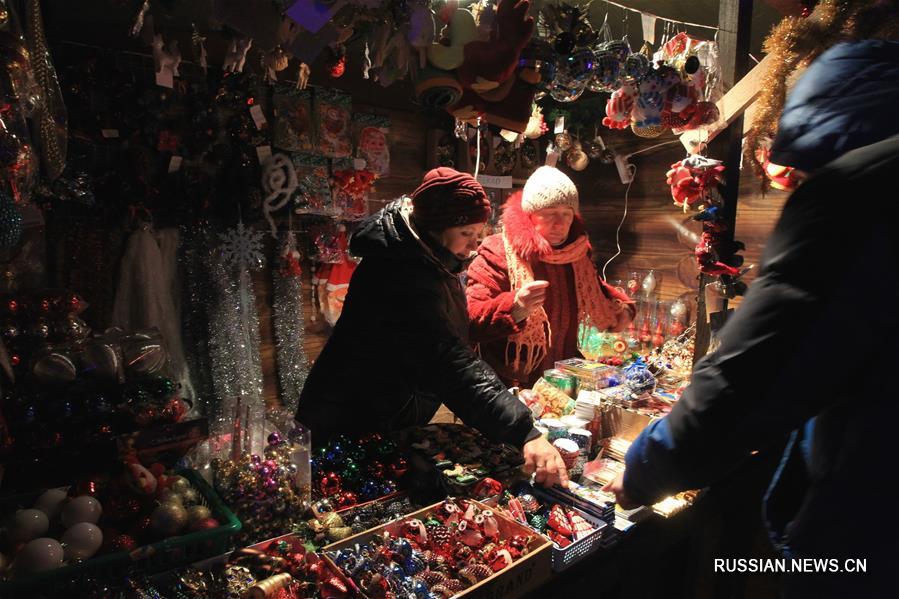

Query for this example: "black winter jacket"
[296,199,538,447]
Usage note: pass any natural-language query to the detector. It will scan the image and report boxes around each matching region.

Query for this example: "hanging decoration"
[273,232,310,415]
[218,220,265,271]
[262,153,299,237]
[0,189,22,248]
[745,1,899,189]
[665,155,725,211]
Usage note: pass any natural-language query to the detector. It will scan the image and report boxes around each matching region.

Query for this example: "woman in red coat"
[467,166,635,388]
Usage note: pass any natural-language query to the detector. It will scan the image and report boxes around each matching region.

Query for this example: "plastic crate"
[0,469,240,595]
[529,487,607,572]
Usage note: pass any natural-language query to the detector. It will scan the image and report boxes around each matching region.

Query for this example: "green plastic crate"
[0,469,241,595]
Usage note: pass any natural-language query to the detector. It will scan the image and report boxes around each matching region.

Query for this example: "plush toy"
[457,0,534,93]
[695,226,743,277]
[603,82,637,129]
[427,1,479,71]
[665,155,725,210]
[633,66,681,128]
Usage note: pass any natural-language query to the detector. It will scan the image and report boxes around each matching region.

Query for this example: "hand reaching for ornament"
[512,280,549,322]
[523,436,569,489]
[602,472,639,509]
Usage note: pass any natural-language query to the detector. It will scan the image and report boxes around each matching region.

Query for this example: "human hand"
[512,280,549,322]
[523,436,569,489]
[602,472,639,509]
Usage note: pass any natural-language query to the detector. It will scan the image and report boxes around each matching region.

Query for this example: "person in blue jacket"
[604,40,899,597]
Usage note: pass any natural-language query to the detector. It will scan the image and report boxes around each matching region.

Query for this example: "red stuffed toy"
[666,155,725,210]
[457,0,534,93]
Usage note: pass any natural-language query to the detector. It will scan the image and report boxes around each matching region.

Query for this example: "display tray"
[0,469,241,596]
[324,500,552,599]
[486,487,608,573]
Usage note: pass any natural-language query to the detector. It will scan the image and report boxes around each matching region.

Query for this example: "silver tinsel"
[273,232,310,414]
[178,224,265,448]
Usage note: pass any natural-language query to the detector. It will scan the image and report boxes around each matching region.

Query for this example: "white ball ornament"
[14,538,64,575]
[34,488,68,520]
[10,509,49,542]
[61,523,104,561]
[61,496,102,528]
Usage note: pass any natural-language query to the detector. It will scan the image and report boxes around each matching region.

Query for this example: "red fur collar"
[501,191,588,261]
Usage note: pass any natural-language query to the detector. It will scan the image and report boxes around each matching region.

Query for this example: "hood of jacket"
[501,190,588,261]
[349,198,462,273]
[770,40,899,173]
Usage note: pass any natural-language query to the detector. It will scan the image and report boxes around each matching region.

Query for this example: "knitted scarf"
[502,232,618,377]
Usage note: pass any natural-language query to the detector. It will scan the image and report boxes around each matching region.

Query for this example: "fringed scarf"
[502,232,619,377]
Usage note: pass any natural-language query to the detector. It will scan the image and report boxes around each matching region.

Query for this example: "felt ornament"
[223,37,253,73]
[457,0,535,93]
[427,2,478,71]
[603,82,637,129]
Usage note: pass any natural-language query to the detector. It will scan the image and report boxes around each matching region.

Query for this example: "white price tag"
[249,105,267,129]
[554,116,565,134]
[168,155,183,173]
[476,174,513,189]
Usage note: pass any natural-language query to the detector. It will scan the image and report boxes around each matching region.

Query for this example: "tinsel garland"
[179,225,216,414]
[272,232,310,415]
[206,243,265,444]
[745,0,899,188]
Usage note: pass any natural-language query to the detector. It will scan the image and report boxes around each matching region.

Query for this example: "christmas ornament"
[150,502,189,536]
[553,132,572,151]
[566,143,589,171]
[550,48,595,103]
[665,156,725,210]
[61,496,102,528]
[34,488,67,520]
[262,153,299,237]
[10,509,49,542]
[13,537,63,574]
[219,221,265,271]
[61,522,103,561]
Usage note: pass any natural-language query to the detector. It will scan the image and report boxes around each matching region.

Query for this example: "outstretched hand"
[523,436,569,488]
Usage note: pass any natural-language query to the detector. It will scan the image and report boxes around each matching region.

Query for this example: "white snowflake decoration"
[219,220,265,269]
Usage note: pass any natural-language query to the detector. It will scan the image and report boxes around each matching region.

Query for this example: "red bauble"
[189,517,220,532]
[109,534,138,552]
[335,492,358,509]
[389,458,408,479]
[319,472,342,496]
[329,55,346,78]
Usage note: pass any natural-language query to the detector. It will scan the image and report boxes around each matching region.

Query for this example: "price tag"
[256,145,273,165]
[477,174,513,189]
[168,155,183,173]
[101,129,120,139]
[155,68,174,89]
[554,116,565,134]
[249,105,267,129]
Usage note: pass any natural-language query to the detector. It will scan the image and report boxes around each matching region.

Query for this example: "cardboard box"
[325,500,552,598]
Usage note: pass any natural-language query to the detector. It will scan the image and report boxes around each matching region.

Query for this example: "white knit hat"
[521,166,579,213]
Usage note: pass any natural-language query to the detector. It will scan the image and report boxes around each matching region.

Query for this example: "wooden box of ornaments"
[323,498,551,599]
[0,470,240,594]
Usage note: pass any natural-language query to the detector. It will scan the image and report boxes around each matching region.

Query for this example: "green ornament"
[528,513,548,533]
[341,459,362,483]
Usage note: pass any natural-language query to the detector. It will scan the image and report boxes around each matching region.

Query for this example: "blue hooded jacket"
[624,41,899,596]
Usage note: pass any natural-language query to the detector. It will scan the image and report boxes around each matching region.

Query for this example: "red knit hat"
[410,167,491,230]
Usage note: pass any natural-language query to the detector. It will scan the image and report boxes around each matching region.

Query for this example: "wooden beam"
[680,54,771,153]
[694,0,754,363]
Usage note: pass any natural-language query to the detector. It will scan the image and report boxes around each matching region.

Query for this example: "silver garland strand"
[273,232,310,414]
[207,243,265,446]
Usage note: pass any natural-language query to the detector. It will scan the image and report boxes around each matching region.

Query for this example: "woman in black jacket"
[296,168,567,487]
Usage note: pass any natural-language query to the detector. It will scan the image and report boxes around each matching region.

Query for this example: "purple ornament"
[259,466,272,477]
[251,454,262,464]
[264,478,279,492]
[267,431,283,446]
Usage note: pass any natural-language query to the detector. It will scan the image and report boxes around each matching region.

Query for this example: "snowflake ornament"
[219,220,265,270]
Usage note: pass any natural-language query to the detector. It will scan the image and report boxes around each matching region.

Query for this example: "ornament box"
[324,500,552,599]
[0,470,240,595]
[487,486,608,573]
[554,358,620,391]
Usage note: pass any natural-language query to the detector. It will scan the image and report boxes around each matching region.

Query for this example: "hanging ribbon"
[262,153,299,237]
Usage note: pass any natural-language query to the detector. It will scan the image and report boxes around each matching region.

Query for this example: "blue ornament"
[624,359,656,394]
[413,579,430,597]
[380,479,397,496]
[358,479,380,501]
[0,191,22,249]
[404,556,425,576]
[394,538,413,559]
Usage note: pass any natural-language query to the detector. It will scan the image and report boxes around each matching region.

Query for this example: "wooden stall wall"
[571,142,788,305]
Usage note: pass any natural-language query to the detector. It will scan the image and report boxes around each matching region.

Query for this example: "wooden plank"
[679,54,770,153]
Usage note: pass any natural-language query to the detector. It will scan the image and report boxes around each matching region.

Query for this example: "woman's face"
[530,207,575,246]
[438,222,484,260]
